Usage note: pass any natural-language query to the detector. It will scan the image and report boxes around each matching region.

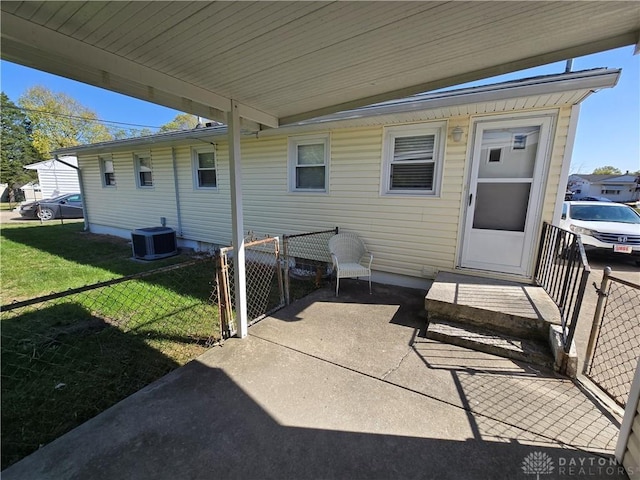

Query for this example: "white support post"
[228,99,248,338]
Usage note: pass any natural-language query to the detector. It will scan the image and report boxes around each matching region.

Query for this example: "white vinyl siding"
[241,125,463,278]
[288,134,329,192]
[176,143,230,244]
[622,402,640,480]
[25,157,80,198]
[192,147,217,189]
[382,122,445,196]
[77,105,572,282]
[79,147,178,231]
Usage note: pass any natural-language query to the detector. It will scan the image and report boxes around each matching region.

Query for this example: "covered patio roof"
[2,1,639,128]
[3,1,638,338]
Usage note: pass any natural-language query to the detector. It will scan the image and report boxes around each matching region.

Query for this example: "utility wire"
[3,105,162,129]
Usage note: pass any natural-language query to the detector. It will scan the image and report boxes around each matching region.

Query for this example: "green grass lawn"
[1,222,192,303]
[0,221,320,469]
[0,222,220,468]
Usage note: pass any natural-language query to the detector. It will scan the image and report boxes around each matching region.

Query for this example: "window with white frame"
[382,123,446,195]
[288,134,329,192]
[100,156,116,187]
[192,148,217,189]
[134,153,153,187]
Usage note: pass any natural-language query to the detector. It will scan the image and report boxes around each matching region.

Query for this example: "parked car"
[560,201,640,255]
[19,193,84,221]
[576,196,613,202]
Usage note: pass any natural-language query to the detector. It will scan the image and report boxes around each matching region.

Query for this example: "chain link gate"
[282,228,338,305]
[584,267,640,408]
[216,236,285,338]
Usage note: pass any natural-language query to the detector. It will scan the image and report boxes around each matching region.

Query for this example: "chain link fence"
[217,236,286,337]
[1,229,338,469]
[282,228,338,304]
[584,268,640,408]
[1,256,220,469]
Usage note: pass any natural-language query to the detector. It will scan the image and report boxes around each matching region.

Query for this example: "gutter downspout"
[552,104,580,226]
[171,147,183,236]
[54,155,89,231]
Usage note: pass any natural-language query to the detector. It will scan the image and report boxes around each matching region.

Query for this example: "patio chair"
[328,232,373,296]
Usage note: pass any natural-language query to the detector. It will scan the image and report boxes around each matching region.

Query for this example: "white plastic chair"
[328,233,373,296]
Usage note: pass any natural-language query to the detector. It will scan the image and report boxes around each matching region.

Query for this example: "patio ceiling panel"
[134,2,333,71]
[1,1,638,127]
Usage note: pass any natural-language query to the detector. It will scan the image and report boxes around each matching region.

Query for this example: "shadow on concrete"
[260,283,622,457]
[2,361,628,480]
[411,338,622,454]
[269,279,427,330]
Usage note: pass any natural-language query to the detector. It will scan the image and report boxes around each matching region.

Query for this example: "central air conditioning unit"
[131,227,178,260]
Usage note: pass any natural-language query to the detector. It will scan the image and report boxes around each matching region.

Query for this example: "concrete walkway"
[3,281,627,479]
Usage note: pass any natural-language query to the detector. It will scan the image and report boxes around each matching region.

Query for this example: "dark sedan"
[19,193,84,221]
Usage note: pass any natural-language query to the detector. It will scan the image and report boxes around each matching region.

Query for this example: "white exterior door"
[460,116,553,276]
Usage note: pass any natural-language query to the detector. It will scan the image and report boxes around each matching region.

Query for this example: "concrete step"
[425,272,560,341]
[426,318,555,369]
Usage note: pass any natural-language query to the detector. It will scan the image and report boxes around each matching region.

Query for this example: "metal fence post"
[583,266,612,374]
[274,237,285,307]
[564,267,589,352]
[282,234,291,305]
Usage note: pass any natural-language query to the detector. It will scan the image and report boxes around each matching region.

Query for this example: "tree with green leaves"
[112,127,154,139]
[592,166,622,175]
[159,113,200,132]
[1,93,42,202]
[18,86,113,158]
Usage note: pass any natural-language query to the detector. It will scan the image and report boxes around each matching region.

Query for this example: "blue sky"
[1,46,638,174]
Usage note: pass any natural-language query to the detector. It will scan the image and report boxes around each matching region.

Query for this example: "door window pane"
[478,127,539,179]
[473,183,531,231]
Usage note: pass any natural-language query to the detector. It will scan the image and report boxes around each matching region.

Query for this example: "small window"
[382,123,445,196]
[134,153,153,188]
[100,157,116,187]
[192,148,217,189]
[512,134,527,150]
[488,148,502,163]
[288,135,329,192]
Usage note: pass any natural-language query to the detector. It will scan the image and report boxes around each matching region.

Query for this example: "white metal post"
[228,99,248,338]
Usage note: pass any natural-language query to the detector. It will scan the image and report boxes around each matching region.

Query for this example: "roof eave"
[53,68,621,156]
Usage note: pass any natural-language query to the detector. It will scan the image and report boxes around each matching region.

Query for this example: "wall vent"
[131,227,177,260]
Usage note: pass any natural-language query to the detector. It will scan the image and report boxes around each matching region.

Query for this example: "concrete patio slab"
[3,280,627,480]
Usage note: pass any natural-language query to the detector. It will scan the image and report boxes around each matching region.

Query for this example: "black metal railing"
[534,222,590,352]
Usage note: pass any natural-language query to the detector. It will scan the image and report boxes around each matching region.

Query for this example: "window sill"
[382,191,440,198]
[289,189,329,195]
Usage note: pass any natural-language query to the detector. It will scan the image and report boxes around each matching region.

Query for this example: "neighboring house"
[55,69,619,288]
[19,182,42,202]
[568,173,640,202]
[24,156,79,199]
